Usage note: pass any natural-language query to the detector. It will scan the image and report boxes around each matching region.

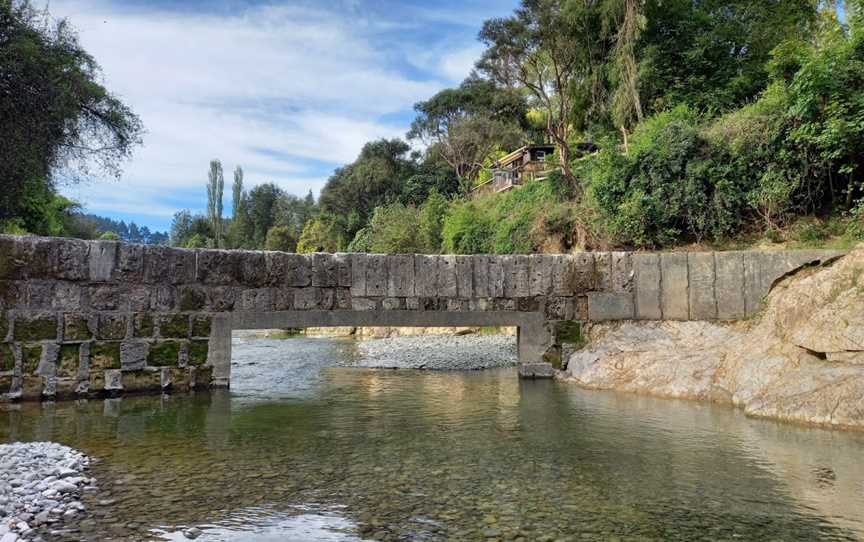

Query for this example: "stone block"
[517,296,544,313]
[611,252,634,293]
[193,365,213,388]
[104,369,123,391]
[90,342,121,370]
[20,375,44,400]
[147,341,181,367]
[77,342,90,382]
[382,297,402,310]
[405,297,420,310]
[133,313,155,338]
[488,257,505,298]
[688,252,717,320]
[188,340,209,366]
[503,255,530,298]
[350,254,368,296]
[351,297,377,311]
[168,367,193,391]
[495,298,516,311]
[472,256,490,297]
[157,314,189,338]
[240,288,273,311]
[334,253,352,287]
[633,254,661,320]
[311,253,337,287]
[121,369,161,392]
[178,286,207,311]
[240,251,268,287]
[743,253,763,317]
[89,285,121,310]
[273,289,294,311]
[117,243,144,282]
[587,292,634,321]
[469,298,492,312]
[455,256,474,298]
[25,281,54,309]
[594,252,612,291]
[289,254,313,287]
[573,252,597,293]
[518,363,555,379]
[206,286,236,311]
[294,288,321,310]
[387,255,415,297]
[414,255,437,296]
[145,246,198,284]
[0,311,8,341]
[50,283,82,311]
[334,289,351,310]
[88,241,117,282]
[14,314,58,341]
[54,377,78,399]
[715,251,746,320]
[120,341,149,371]
[446,298,468,312]
[191,314,212,338]
[550,256,574,296]
[660,253,689,320]
[365,255,388,296]
[53,238,89,281]
[193,249,241,285]
[57,344,79,378]
[0,374,11,394]
[529,255,553,296]
[97,313,128,340]
[544,297,568,320]
[437,256,458,297]
[127,286,151,312]
[36,343,59,376]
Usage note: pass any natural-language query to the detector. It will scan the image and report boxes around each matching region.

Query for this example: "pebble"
[353,334,517,370]
[183,527,202,539]
[0,442,94,542]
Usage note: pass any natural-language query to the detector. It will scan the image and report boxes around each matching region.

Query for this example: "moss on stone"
[0,374,12,393]
[0,312,8,340]
[0,344,14,372]
[97,314,127,340]
[58,344,79,377]
[191,315,212,338]
[179,287,206,311]
[90,342,121,370]
[133,313,155,338]
[22,344,42,374]
[188,340,209,366]
[193,365,213,388]
[63,314,92,341]
[158,314,189,339]
[121,370,162,392]
[148,341,181,366]
[555,321,584,346]
[14,315,57,341]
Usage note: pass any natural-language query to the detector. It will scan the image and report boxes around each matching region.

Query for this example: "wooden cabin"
[476,144,557,194]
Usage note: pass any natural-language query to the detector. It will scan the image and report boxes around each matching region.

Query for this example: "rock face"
[564,248,864,430]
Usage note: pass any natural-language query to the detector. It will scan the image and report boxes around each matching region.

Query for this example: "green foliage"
[99,231,120,240]
[264,225,297,252]
[297,216,342,254]
[418,190,449,252]
[0,0,142,227]
[441,201,493,254]
[364,204,424,254]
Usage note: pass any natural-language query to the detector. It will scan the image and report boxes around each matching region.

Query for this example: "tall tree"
[232,166,243,219]
[0,0,142,230]
[206,159,224,247]
[478,0,584,183]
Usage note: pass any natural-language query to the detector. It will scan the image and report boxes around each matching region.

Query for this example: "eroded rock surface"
[563,248,864,430]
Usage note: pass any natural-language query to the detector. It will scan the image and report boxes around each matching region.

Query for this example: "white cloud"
[49,0,462,229]
[438,44,485,82]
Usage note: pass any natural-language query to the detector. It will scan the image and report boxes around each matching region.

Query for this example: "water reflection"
[0,336,862,541]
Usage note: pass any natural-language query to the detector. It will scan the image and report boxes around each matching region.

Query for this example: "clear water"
[2,336,864,541]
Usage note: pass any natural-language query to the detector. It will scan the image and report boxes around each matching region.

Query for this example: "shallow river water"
[3,335,864,541]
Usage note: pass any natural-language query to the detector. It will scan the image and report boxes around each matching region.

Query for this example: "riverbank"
[562,247,864,431]
[0,442,94,541]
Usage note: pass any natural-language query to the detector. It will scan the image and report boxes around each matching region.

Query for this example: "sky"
[52,0,519,232]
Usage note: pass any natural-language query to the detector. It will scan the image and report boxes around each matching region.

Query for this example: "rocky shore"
[351,334,517,370]
[563,248,864,430]
[0,442,94,542]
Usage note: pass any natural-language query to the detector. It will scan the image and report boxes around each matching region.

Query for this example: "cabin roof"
[494,144,555,168]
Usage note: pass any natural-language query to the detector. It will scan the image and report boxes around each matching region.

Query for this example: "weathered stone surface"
[133,313,155,338]
[387,255,415,297]
[157,314,189,338]
[240,288,272,311]
[14,314,58,341]
[587,292,634,321]
[22,344,42,374]
[633,254,661,319]
[350,254,368,296]
[594,252,612,291]
[57,344,79,377]
[660,253,689,320]
[414,255,437,296]
[688,252,716,320]
[0,343,14,372]
[117,243,144,281]
[312,253,338,287]
[518,362,555,379]
[472,256,490,297]
[455,256,474,298]
[90,342,120,370]
[188,340,209,366]
[88,241,117,282]
[382,297,402,311]
[488,257,505,298]
[191,314,212,338]
[715,251,745,320]
[565,249,864,431]
[437,256,458,297]
[148,341,181,366]
[365,255,388,296]
[97,313,127,340]
[121,369,162,392]
[351,297,377,311]
[529,255,552,296]
[178,285,207,311]
[120,341,149,371]
[503,255,529,298]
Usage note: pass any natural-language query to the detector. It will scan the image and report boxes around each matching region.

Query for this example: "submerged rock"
[562,248,864,430]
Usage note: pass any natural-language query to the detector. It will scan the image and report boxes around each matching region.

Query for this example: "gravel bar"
[350,334,517,371]
[0,442,96,542]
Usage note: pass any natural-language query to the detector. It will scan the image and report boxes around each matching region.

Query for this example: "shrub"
[418,189,448,252]
[98,231,120,241]
[441,201,493,254]
[365,204,423,254]
[264,225,297,252]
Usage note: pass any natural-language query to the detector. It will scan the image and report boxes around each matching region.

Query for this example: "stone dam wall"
[0,235,843,401]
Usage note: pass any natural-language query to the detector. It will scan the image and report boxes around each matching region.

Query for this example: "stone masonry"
[0,235,843,401]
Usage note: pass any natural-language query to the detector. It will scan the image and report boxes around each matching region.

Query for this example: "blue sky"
[53,0,519,232]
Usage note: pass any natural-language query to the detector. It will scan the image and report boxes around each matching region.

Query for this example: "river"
[2,335,864,541]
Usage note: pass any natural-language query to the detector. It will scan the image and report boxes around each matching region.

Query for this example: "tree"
[408,77,528,189]
[264,225,298,252]
[206,159,224,247]
[170,210,194,246]
[0,0,142,229]
[478,0,584,183]
[418,190,449,252]
[246,183,283,247]
[232,166,243,218]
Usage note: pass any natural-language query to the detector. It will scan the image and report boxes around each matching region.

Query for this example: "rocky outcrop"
[563,248,864,430]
